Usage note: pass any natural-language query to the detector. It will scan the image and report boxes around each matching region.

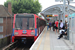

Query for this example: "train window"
[37,18,46,29]
[37,18,40,28]
[15,18,21,29]
[15,15,34,30]
[22,18,28,30]
[29,18,34,30]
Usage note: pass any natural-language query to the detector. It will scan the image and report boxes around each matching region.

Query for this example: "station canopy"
[40,4,75,18]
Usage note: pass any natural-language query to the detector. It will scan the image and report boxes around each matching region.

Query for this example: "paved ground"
[30,27,75,50]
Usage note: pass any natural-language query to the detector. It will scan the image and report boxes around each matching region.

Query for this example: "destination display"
[46,15,53,17]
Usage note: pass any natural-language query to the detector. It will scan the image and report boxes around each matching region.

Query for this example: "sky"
[0,0,6,5]
[0,0,75,11]
[39,0,63,11]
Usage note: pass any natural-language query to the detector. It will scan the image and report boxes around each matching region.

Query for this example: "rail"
[2,41,18,50]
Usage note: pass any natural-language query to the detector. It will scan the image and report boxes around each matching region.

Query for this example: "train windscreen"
[15,15,34,30]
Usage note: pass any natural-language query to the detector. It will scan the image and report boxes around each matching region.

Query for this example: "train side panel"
[12,14,16,42]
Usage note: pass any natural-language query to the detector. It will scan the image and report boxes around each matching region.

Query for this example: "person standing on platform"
[47,22,49,30]
[65,20,67,27]
[55,20,59,33]
[52,21,55,31]
[60,20,64,30]
[49,21,52,30]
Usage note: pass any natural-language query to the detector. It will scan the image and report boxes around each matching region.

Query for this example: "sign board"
[46,15,53,17]
[55,0,73,2]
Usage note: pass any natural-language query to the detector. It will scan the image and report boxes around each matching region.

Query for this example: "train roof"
[15,13,45,21]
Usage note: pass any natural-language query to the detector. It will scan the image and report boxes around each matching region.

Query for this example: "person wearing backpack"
[55,20,59,33]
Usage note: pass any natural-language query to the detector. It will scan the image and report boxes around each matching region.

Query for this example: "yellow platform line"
[44,31,50,50]
[37,30,46,50]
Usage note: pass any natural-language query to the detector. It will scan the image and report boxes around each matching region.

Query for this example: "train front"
[12,14,35,42]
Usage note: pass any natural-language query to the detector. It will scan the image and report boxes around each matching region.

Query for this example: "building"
[0,2,13,38]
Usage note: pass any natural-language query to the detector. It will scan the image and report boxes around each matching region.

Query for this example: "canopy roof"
[41,4,75,16]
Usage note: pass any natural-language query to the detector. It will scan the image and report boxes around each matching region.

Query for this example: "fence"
[0,35,11,50]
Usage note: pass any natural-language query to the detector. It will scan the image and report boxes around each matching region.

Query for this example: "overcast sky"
[0,0,75,11]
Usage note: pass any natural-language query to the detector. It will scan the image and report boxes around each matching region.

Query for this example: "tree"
[4,0,42,14]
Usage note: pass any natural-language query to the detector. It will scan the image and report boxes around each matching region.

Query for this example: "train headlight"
[31,32,35,35]
[14,32,18,35]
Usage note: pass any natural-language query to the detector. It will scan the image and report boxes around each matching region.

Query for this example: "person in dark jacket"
[52,21,55,31]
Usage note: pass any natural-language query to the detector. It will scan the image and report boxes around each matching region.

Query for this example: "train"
[12,13,46,42]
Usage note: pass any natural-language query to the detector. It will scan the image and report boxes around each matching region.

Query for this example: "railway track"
[2,40,33,50]
[2,41,18,50]
[14,42,31,50]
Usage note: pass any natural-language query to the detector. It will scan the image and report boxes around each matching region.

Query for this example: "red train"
[12,13,46,42]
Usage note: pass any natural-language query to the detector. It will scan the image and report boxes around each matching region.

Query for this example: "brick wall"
[0,17,13,37]
[8,2,12,15]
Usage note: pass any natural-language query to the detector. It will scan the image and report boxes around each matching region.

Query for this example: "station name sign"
[46,15,68,17]
[46,15,53,17]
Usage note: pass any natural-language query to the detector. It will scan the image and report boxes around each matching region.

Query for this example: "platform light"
[31,31,35,35]
[14,32,18,35]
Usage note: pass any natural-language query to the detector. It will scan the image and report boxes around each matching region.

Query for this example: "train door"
[37,18,40,35]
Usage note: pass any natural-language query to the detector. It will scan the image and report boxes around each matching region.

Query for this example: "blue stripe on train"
[12,28,14,36]
[11,28,14,42]
[35,28,37,36]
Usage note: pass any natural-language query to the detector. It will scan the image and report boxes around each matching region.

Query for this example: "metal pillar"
[67,0,70,40]
[63,0,66,23]
[59,14,62,20]
[58,14,60,29]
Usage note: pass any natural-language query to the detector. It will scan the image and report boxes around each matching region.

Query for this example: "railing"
[0,35,11,50]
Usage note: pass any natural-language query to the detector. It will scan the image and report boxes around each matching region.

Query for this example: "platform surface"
[30,27,73,50]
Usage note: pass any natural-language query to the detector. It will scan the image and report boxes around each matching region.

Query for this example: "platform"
[30,27,74,50]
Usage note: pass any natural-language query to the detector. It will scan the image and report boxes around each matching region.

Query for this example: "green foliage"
[4,0,42,14]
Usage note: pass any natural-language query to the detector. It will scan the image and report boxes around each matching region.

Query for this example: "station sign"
[46,15,53,17]
[46,15,68,17]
